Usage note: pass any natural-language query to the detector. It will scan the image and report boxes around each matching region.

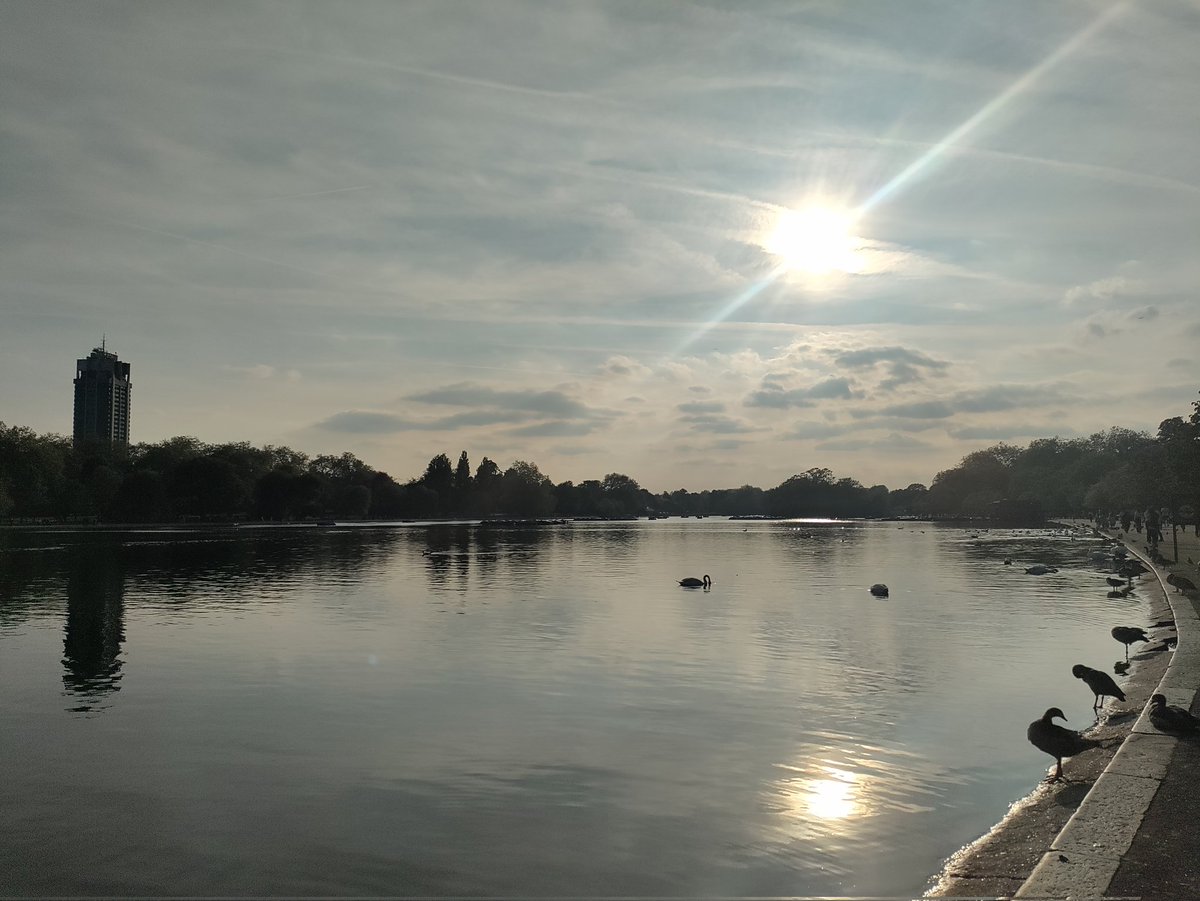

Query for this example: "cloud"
[830,345,951,391]
[853,382,1079,422]
[678,411,759,434]
[508,421,605,437]
[833,346,949,371]
[597,355,651,379]
[745,376,861,409]
[315,407,549,433]
[869,400,955,419]
[223,364,301,381]
[781,421,850,440]
[947,424,1080,440]
[315,411,412,433]
[407,383,608,419]
[1064,275,1140,305]
[814,433,934,452]
[677,401,725,414]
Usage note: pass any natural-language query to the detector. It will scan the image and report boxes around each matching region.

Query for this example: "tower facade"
[73,343,132,448]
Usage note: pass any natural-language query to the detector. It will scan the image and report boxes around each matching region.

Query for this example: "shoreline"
[926,525,1184,897]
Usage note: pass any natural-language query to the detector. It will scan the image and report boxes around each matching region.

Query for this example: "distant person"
[1146,509,1162,546]
[1133,513,1143,534]
[1120,511,1132,533]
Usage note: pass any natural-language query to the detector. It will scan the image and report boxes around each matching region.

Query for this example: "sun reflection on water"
[805,768,860,820]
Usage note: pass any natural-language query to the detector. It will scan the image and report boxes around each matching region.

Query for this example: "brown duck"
[1072,664,1126,710]
[1027,707,1102,783]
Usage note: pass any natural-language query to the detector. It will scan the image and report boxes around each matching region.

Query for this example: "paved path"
[1015,524,1200,899]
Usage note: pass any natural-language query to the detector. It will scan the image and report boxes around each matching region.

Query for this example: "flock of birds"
[1026,550,1199,783]
[676,536,1199,786]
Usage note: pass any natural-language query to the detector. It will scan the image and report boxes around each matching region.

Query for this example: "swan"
[679,575,712,588]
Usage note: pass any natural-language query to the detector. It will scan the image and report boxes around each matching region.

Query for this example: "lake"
[0,519,1143,897]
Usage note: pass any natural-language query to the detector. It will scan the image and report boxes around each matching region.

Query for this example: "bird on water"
[1027,707,1103,783]
[679,575,712,588]
[1148,694,1200,734]
[869,583,889,597]
[1072,664,1126,710]
[1105,576,1126,589]
[1110,625,1149,661]
[1167,572,1197,593]
[1024,564,1058,575]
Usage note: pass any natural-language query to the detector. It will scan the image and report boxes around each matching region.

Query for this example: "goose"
[1110,626,1149,661]
[1027,708,1102,783]
[1024,564,1058,575]
[679,575,712,588]
[1148,694,1200,734]
[1167,572,1197,593]
[1072,664,1126,710]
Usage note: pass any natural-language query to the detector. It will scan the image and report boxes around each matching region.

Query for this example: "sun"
[764,205,864,276]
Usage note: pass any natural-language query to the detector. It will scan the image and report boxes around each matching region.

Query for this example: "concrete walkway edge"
[1015,542,1198,899]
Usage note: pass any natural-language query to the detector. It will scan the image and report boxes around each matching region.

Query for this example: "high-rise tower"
[73,340,132,448]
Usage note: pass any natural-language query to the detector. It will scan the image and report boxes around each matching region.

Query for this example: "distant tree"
[601,472,645,516]
[473,457,502,516]
[254,466,320,520]
[454,451,472,490]
[500,460,555,516]
[110,470,169,522]
[170,455,248,518]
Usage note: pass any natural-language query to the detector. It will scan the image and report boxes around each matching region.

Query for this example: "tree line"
[1,390,1196,524]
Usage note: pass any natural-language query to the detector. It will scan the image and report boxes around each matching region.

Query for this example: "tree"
[454,451,472,490]
[500,460,555,516]
[473,457,502,516]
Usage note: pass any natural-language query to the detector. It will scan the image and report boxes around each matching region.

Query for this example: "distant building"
[73,341,131,448]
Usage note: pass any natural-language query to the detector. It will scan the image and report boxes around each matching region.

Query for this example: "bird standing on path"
[1027,707,1103,783]
[1167,572,1197,593]
[679,575,712,588]
[1072,664,1126,710]
[1148,694,1200,734]
[1111,625,1149,661]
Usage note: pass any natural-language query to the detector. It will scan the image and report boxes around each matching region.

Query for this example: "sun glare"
[765,206,864,277]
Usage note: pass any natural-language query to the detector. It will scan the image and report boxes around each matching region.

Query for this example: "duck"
[679,575,712,588]
[1110,626,1149,661]
[1147,694,1200,734]
[1024,564,1058,575]
[1167,572,1197,593]
[1027,707,1102,783]
[869,583,889,597]
[1072,663,1126,710]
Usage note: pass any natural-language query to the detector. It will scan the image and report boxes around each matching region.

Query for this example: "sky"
[3,1,1199,493]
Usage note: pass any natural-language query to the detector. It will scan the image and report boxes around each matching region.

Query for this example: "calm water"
[0,520,1145,897]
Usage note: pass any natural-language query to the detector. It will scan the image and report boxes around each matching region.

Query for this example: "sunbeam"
[681,2,1130,355]
[860,2,1129,213]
